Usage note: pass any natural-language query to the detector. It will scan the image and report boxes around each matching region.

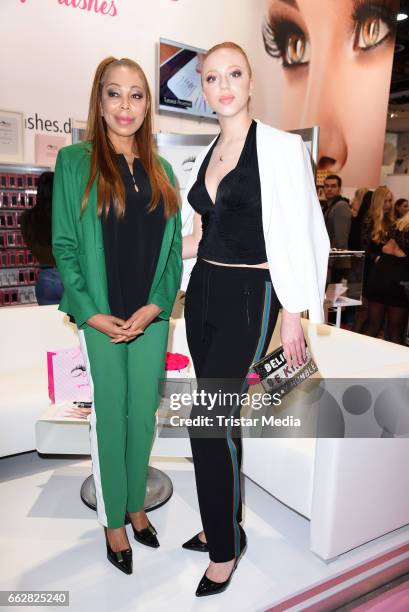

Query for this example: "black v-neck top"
[101,155,166,320]
[187,120,267,264]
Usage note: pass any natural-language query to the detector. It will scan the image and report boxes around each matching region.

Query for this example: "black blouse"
[102,155,166,320]
[187,120,267,265]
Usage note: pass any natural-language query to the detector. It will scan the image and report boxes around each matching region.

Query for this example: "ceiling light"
[397,12,408,21]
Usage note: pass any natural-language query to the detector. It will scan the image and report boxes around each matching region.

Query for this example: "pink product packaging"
[0,212,17,228]
[0,289,18,305]
[47,346,92,404]
[16,175,25,189]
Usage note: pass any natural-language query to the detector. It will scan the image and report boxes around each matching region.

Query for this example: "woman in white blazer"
[181,42,329,597]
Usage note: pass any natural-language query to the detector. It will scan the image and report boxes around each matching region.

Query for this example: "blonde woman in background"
[361,186,407,342]
[364,207,409,344]
[360,186,394,290]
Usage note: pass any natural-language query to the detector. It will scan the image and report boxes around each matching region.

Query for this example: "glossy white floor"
[1,452,409,612]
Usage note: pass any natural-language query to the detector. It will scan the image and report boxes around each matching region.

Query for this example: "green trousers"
[79,320,169,528]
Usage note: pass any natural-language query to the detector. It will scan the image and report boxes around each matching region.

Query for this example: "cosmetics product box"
[0,192,8,207]
[26,194,36,208]
[16,174,25,189]
[7,174,17,188]
[6,232,16,247]
[25,174,35,188]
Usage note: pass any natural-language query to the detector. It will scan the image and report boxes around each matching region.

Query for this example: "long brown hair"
[369,186,395,243]
[82,57,178,218]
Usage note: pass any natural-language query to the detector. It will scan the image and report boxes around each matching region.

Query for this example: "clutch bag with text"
[249,344,318,396]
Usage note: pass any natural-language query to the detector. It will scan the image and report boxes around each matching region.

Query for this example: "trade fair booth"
[1,1,409,611]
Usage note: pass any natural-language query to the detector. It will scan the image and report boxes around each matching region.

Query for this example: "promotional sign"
[159,38,216,119]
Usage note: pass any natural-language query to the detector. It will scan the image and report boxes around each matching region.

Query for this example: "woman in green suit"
[52,57,181,575]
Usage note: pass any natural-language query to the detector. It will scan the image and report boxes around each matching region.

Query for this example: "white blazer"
[181,119,330,323]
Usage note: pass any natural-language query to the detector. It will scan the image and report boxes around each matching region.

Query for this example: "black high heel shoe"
[104,527,133,575]
[182,533,209,553]
[126,513,160,549]
[195,527,247,597]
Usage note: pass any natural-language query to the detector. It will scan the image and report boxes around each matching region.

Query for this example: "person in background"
[323,174,351,286]
[351,188,369,218]
[350,190,374,332]
[323,174,351,250]
[349,188,371,251]
[361,186,398,339]
[20,171,63,305]
[316,184,327,214]
[365,208,409,344]
[361,187,395,286]
[395,198,409,220]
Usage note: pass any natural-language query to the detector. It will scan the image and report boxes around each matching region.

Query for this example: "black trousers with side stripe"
[184,258,280,562]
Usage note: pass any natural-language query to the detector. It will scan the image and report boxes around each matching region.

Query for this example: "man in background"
[323,175,351,285]
[323,175,351,249]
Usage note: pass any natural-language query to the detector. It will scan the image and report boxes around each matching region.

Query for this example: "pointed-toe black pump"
[182,533,209,553]
[126,513,160,549]
[195,527,247,597]
[104,527,133,575]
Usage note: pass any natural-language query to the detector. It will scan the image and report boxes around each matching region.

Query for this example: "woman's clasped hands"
[87,304,162,343]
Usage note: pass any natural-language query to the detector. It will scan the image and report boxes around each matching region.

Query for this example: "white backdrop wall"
[1,0,281,165]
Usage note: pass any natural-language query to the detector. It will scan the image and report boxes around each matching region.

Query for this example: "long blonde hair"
[351,187,369,218]
[396,210,409,232]
[369,186,395,243]
[82,57,178,219]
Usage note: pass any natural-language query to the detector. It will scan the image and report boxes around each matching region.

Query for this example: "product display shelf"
[0,163,50,307]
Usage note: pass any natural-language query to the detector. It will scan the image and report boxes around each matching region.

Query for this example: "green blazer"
[52,141,182,328]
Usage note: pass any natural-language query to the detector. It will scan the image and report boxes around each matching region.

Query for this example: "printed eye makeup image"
[263,0,399,187]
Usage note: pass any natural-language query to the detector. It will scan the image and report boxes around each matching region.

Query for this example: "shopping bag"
[47,346,92,403]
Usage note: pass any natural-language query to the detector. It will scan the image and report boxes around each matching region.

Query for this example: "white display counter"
[1,302,408,564]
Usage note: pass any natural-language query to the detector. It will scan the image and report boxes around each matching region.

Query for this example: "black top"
[390,226,409,259]
[102,155,166,320]
[187,120,267,265]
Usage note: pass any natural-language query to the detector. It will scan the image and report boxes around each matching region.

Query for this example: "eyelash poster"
[35,134,67,168]
[262,0,399,188]
[159,38,217,120]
